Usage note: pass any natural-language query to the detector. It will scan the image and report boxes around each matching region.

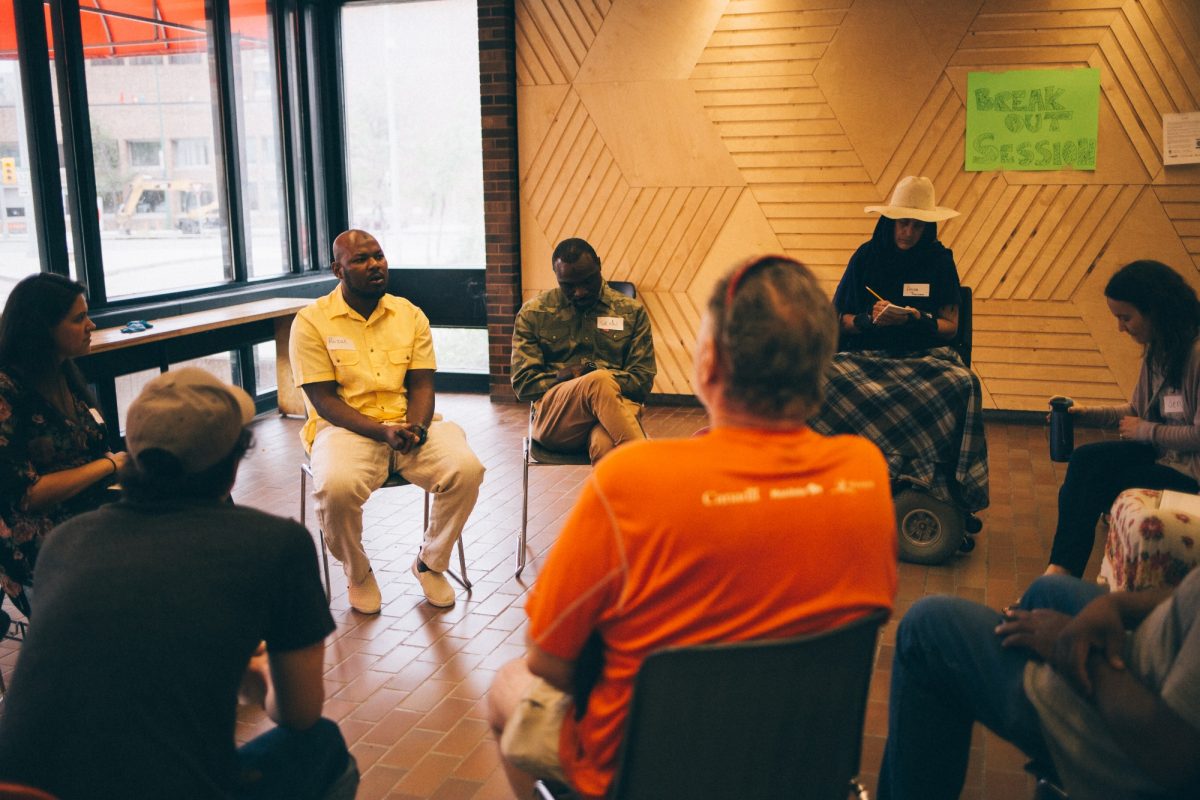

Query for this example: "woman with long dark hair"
[1046,259,1200,577]
[0,274,125,613]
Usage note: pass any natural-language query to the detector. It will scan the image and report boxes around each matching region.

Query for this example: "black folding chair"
[535,609,888,799]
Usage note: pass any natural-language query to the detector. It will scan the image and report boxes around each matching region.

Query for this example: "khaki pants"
[533,370,644,463]
[309,420,484,583]
[499,677,571,785]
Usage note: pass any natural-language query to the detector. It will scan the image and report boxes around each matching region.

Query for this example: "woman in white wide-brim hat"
[833,176,962,354]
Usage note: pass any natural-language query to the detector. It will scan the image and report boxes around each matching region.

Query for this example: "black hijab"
[833,216,960,353]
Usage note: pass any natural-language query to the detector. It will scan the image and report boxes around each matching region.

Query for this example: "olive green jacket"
[511,284,656,402]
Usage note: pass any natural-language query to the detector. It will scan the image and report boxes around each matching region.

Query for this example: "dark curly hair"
[1105,260,1200,386]
[707,255,837,418]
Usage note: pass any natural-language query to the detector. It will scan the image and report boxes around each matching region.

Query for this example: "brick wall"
[478,0,520,402]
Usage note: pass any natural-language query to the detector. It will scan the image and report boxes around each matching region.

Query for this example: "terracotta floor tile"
[380,728,446,770]
[360,708,426,747]
[350,741,390,773]
[454,740,502,781]
[351,687,411,724]
[430,777,486,799]
[436,718,493,758]
[356,764,407,800]
[420,696,480,733]
[392,752,463,796]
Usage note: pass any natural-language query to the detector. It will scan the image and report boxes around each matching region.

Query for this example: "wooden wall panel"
[516,0,1200,410]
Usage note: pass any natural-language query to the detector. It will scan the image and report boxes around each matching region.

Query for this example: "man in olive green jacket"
[511,238,656,463]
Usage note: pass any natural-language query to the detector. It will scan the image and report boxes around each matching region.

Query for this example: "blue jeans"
[877,576,1107,800]
[234,718,358,800]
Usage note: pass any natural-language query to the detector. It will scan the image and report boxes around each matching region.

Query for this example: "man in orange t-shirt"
[487,255,898,799]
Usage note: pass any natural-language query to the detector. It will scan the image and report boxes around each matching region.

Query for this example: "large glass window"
[431,327,487,374]
[0,15,44,309]
[342,0,485,269]
[80,4,228,298]
[232,0,289,278]
[114,353,237,433]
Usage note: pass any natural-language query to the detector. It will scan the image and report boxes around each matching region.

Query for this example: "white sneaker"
[412,559,455,608]
[347,570,382,614]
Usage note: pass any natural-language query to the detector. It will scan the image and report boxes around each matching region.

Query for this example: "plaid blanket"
[808,347,989,512]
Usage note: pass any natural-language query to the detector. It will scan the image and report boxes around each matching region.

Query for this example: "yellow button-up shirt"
[289,287,437,450]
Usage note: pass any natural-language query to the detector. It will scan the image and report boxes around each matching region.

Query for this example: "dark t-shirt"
[0,498,335,799]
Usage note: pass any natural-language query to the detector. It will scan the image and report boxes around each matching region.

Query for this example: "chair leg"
[446,535,472,590]
[419,489,470,590]
[319,531,332,605]
[517,437,530,577]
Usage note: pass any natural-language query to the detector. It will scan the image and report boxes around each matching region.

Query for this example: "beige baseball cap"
[125,367,256,473]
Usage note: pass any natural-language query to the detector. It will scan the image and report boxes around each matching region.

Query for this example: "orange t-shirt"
[525,426,898,798]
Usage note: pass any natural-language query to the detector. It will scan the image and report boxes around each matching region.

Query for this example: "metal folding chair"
[299,463,471,603]
[517,405,590,577]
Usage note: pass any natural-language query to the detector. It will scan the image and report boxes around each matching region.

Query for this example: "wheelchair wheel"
[894,489,965,565]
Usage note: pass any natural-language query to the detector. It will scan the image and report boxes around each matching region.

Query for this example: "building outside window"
[127,139,163,168]
[172,137,210,168]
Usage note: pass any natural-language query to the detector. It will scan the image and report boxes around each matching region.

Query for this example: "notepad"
[872,303,911,325]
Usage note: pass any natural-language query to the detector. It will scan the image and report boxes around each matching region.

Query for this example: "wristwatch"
[853,312,874,331]
[410,423,428,446]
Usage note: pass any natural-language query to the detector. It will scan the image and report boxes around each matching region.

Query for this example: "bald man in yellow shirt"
[289,230,484,612]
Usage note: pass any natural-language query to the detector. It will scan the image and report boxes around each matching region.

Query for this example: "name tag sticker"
[597,316,624,332]
[89,407,104,425]
[326,336,355,351]
[903,283,930,298]
[1164,394,1185,415]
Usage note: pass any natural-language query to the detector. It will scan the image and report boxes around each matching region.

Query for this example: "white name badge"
[326,336,355,351]
[89,407,104,425]
[597,316,624,332]
[1163,394,1185,415]
[903,283,930,298]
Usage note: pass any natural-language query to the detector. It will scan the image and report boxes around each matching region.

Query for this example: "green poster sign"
[966,68,1100,171]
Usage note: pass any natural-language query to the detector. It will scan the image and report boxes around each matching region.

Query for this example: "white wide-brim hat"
[865,176,959,223]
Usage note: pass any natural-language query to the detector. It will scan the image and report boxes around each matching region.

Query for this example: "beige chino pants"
[533,369,644,463]
[310,420,484,584]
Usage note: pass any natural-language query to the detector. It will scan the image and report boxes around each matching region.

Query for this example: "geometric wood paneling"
[514,0,610,85]
[1158,185,1200,270]
[517,0,1200,409]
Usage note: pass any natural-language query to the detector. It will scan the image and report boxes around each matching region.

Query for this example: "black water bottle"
[1049,396,1075,462]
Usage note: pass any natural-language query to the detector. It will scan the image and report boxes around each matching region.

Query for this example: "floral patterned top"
[0,368,112,597]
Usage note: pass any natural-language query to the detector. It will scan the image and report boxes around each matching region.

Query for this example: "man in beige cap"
[0,368,357,799]
[290,229,485,612]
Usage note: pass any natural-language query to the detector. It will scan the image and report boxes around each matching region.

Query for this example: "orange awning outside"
[0,0,269,60]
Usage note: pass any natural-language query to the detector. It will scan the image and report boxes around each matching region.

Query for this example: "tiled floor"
[0,394,1116,799]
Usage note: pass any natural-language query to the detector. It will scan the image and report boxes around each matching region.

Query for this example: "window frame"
[7,0,502,401]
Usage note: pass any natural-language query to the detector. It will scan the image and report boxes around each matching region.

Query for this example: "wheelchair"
[817,286,986,566]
